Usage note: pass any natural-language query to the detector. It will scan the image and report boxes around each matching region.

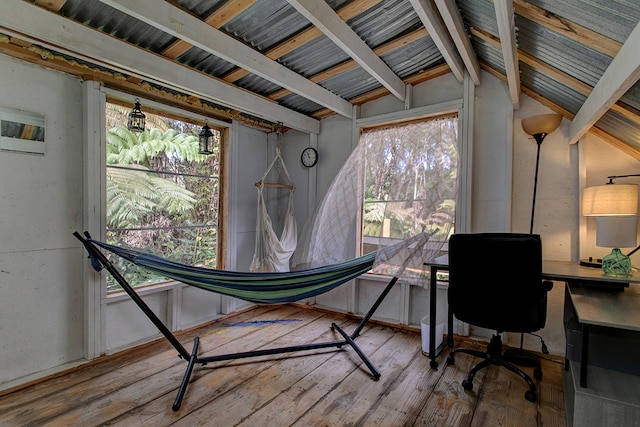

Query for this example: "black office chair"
[445,233,553,402]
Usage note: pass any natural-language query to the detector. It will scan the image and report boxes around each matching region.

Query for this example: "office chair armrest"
[542,280,553,291]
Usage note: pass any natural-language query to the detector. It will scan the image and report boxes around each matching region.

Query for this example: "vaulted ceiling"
[1,0,639,156]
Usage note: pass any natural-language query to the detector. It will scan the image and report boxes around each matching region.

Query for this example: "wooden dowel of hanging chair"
[255,181,295,190]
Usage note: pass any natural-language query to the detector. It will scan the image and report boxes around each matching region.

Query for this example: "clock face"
[301,147,318,167]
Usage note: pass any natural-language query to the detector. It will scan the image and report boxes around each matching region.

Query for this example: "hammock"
[250,146,297,272]
[74,231,416,412]
[85,237,375,304]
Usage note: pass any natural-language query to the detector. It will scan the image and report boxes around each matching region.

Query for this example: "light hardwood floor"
[0,304,566,426]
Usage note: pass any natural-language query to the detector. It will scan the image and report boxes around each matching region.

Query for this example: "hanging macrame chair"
[250,146,297,272]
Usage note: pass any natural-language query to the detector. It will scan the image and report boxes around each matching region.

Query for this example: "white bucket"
[421,316,444,355]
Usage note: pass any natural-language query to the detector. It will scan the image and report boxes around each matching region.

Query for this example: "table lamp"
[582,183,638,277]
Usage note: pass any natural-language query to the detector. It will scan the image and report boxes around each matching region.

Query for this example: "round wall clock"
[301,147,318,167]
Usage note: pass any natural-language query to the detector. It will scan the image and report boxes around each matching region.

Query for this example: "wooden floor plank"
[357,348,450,426]
[289,330,420,426]
[468,364,538,427]
[412,338,488,427]
[537,358,567,427]
[0,304,283,416]
[233,322,395,427]
[45,305,316,426]
[118,313,351,426]
[0,306,566,427]
[21,305,305,426]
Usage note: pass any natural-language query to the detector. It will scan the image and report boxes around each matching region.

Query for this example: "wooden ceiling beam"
[569,21,640,144]
[286,0,405,101]
[311,63,451,119]
[98,0,353,118]
[222,0,383,84]
[471,25,640,128]
[0,37,271,127]
[408,0,465,83]
[0,0,319,133]
[162,0,256,60]
[480,60,640,160]
[513,0,621,58]
[34,0,67,12]
[494,0,520,108]
[433,0,480,85]
[268,28,429,101]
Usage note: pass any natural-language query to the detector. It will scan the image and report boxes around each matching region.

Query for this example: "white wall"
[472,72,513,231]
[227,122,269,273]
[0,54,85,385]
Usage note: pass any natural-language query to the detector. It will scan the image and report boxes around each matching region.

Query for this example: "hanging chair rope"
[250,146,297,273]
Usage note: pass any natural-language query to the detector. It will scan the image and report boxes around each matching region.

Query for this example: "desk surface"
[427,257,640,286]
[542,261,640,285]
[568,283,640,332]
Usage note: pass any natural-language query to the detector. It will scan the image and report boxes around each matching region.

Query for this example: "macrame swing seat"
[250,146,297,272]
[73,231,426,411]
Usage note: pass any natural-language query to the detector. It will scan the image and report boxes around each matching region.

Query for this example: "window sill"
[106,280,184,301]
[359,272,448,289]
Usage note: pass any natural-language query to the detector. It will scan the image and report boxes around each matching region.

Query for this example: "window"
[105,102,222,291]
[360,115,459,272]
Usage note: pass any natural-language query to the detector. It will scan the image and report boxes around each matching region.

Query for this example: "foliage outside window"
[360,116,458,278]
[105,102,221,291]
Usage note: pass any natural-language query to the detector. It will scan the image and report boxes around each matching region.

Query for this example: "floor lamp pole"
[530,135,544,234]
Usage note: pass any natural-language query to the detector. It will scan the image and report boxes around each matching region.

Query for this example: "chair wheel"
[525,390,536,402]
[430,360,439,369]
[446,354,455,365]
[462,378,473,391]
[534,367,543,380]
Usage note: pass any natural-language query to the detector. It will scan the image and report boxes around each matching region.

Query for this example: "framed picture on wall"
[0,107,45,155]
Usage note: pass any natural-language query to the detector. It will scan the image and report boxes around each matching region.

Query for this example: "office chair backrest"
[448,233,547,333]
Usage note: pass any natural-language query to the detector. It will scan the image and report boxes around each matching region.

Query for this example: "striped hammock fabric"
[87,238,376,304]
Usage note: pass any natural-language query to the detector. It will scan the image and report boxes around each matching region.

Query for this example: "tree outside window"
[105,102,221,291]
[360,116,458,275]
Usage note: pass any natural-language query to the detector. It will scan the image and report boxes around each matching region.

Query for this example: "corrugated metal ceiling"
[4,0,640,152]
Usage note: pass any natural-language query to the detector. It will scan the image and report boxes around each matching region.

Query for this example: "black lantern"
[199,123,214,155]
[127,99,146,132]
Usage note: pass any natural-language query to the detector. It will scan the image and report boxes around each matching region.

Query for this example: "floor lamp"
[521,113,563,234]
[506,113,562,365]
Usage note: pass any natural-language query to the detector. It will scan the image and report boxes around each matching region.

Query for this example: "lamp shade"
[521,113,562,136]
[596,216,638,248]
[582,184,638,216]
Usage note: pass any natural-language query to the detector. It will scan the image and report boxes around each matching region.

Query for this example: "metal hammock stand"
[75,231,401,411]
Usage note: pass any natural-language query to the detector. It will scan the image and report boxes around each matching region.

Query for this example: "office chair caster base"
[446,354,455,365]
[462,378,473,391]
[430,360,439,369]
[524,390,536,403]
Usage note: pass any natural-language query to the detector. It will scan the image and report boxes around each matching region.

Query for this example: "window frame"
[354,99,472,263]
[82,84,231,359]
[103,98,224,293]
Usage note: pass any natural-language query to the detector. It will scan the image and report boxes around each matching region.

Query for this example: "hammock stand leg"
[75,232,399,411]
[331,276,400,380]
[173,336,199,412]
[75,232,199,411]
